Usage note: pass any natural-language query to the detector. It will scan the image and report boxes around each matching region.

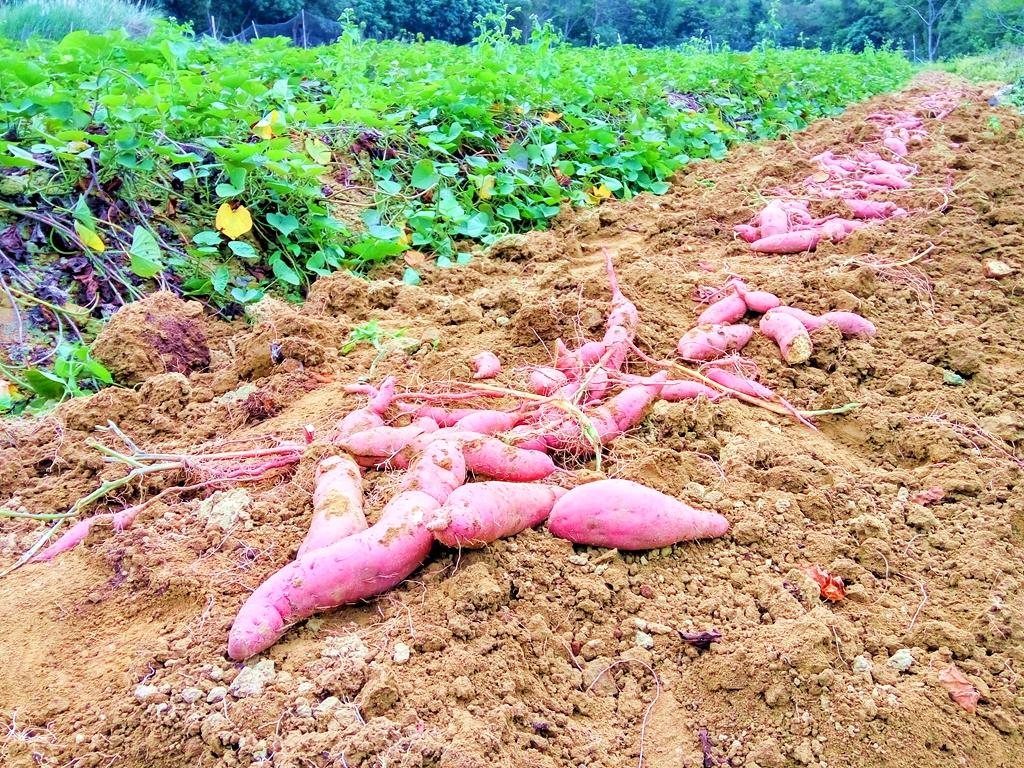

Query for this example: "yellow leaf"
[397,225,412,247]
[478,175,496,200]
[216,203,253,240]
[586,184,612,204]
[514,106,524,115]
[74,221,105,251]
[490,102,503,112]
[252,109,281,140]
[542,111,563,124]
[65,141,90,154]
[811,171,831,183]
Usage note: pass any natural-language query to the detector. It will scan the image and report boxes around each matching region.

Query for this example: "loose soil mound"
[2,76,1023,768]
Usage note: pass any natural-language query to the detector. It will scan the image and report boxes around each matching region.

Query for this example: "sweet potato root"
[427,482,566,548]
[227,490,438,660]
[548,479,729,549]
[760,311,813,365]
[677,324,753,361]
[697,293,747,325]
[297,454,368,558]
[750,231,821,254]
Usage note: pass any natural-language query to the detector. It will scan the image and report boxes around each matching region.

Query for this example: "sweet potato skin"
[473,352,502,379]
[760,311,813,365]
[399,439,466,503]
[227,490,438,660]
[548,479,729,549]
[428,483,567,548]
[751,231,821,254]
[820,312,877,337]
[297,454,368,558]
[677,324,753,361]
[697,293,747,325]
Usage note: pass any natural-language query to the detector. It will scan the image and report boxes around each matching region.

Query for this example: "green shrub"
[0,0,161,41]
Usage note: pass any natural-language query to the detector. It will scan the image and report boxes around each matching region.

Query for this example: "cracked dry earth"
[1,75,1023,768]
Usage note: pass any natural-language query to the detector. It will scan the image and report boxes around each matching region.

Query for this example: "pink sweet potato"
[760,311,813,365]
[732,282,781,313]
[336,376,397,437]
[577,340,608,366]
[750,231,821,254]
[768,306,825,330]
[882,137,908,157]
[677,324,753,361]
[530,367,569,396]
[427,483,567,548]
[227,490,438,660]
[603,247,639,337]
[554,339,581,376]
[845,199,908,219]
[755,202,789,238]
[869,160,913,177]
[859,173,911,190]
[399,439,466,503]
[453,434,556,481]
[734,224,760,243]
[297,454,367,558]
[820,312,877,338]
[705,368,776,400]
[473,352,502,379]
[697,292,747,325]
[660,381,725,401]
[548,479,729,550]
[335,420,438,464]
[456,409,525,435]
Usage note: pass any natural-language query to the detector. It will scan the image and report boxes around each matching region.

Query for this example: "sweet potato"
[603,247,639,337]
[755,202,789,238]
[820,312,877,338]
[473,352,502,379]
[336,376,397,437]
[750,231,821,254]
[399,439,466,503]
[427,483,567,548]
[760,311,813,365]
[859,173,911,190]
[732,282,780,313]
[548,479,729,549]
[677,324,753,361]
[697,293,747,325]
[227,490,438,660]
[705,368,776,400]
[409,406,480,427]
[454,434,556,481]
[456,409,525,435]
[335,420,438,466]
[660,381,725,401]
[554,339,581,376]
[297,454,368,558]
[768,306,825,330]
[530,367,569,396]
[869,160,913,177]
[846,199,907,219]
[734,224,760,243]
[585,374,666,445]
[882,137,908,157]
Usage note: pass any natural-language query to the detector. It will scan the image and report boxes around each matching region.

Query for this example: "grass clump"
[0,0,160,41]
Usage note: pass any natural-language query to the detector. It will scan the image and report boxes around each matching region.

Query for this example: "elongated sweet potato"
[297,454,367,558]
[820,312,877,337]
[705,368,776,400]
[336,376,397,437]
[453,434,556,481]
[751,230,821,254]
[677,324,753,361]
[882,137,908,157]
[530,367,568,395]
[860,173,911,190]
[548,479,729,549]
[227,490,438,660]
[336,420,438,461]
[768,306,825,330]
[399,439,466,503]
[734,224,760,243]
[427,483,567,548]
[697,293,747,325]
[732,282,780,313]
[660,381,725,401]
[760,311,813,365]
[755,202,789,238]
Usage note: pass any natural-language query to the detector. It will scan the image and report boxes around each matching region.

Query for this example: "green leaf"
[193,230,222,247]
[411,159,439,190]
[22,369,66,400]
[402,267,422,285]
[128,227,163,278]
[211,266,231,294]
[272,260,301,285]
[228,241,257,259]
[267,212,300,237]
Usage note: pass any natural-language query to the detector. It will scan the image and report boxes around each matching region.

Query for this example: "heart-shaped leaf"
[216,203,253,240]
[128,227,163,277]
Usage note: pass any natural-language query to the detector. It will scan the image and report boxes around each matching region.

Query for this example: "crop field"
[2,19,1024,768]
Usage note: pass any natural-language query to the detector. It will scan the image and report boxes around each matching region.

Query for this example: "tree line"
[160,0,1024,60]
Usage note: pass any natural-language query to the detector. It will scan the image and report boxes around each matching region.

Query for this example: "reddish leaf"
[938,664,980,713]
[797,565,846,601]
[910,486,944,506]
[404,250,426,268]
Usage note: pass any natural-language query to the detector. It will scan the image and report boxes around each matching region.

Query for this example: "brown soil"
[2,76,1024,768]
